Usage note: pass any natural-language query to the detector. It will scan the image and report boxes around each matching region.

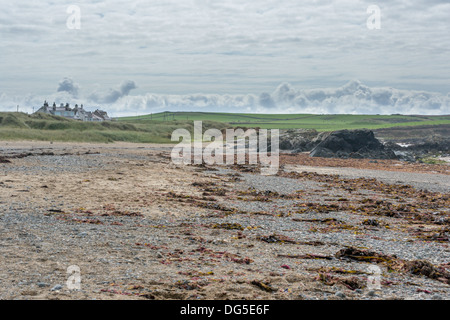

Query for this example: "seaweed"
[278,254,333,260]
[258,234,297,244]
[212,223,244,231]
[315,273,365,290]
[335,247,450,285]
[361,219,381,227]
[250,280,276,292]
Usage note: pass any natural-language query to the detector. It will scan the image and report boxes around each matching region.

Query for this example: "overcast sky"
[0,0,449,116]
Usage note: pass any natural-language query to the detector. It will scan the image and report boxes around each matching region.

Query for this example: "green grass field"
[1,111,448,143]
[118,111,450,131]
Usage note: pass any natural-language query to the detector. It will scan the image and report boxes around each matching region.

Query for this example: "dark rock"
[37,282,49,288]
[0,156,11,163]
[257,141,271,153]
[279,129,323,152]
[279,140,293,150]
[309,147,336,158]
[309,129,398,160]
[394,151,416,162]
[406,139,450,153]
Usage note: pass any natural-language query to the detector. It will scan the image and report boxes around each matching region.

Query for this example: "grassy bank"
[0,112,229,143]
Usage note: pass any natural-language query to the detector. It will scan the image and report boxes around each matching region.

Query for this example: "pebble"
[335,291,346,299]
[367,290,378,297]
[51,284,63,291]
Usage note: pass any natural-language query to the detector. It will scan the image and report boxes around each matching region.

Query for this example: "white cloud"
[4,79,448,117]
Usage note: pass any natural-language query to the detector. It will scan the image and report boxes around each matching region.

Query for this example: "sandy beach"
[0,141,448,300]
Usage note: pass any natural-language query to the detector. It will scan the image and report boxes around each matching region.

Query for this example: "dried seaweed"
[315,273,365,290]
[336,247,450,285]
[250,280,276,292]
[258,234,297,244]
[212,223,244,231]
[278,253,333,260]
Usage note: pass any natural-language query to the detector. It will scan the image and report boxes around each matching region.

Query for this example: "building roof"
[35,101,110,121]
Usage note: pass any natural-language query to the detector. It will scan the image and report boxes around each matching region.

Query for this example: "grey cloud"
[305,89,327,103]
[120,80,138,96]
[371,89,393,106]
[258,93,276,109]
[89,80,137,104]
[57,78,79,97]
[272,83,297,103]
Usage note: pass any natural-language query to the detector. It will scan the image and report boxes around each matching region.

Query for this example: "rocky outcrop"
[279,129,328,152]
[309,129,398,160]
